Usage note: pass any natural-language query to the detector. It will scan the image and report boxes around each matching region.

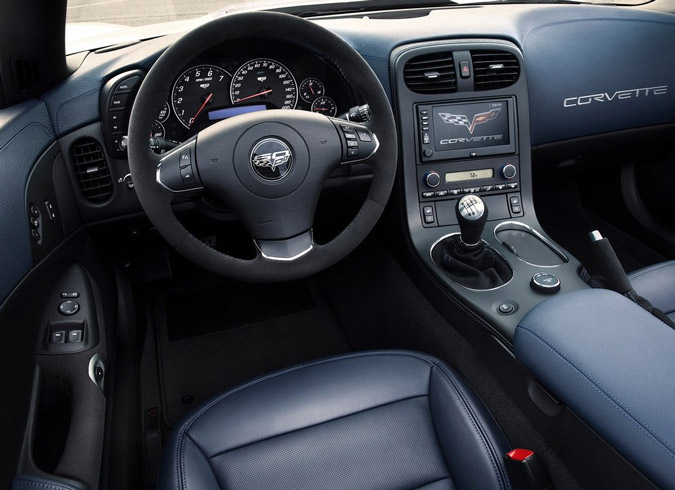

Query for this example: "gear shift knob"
[456,194,488,247]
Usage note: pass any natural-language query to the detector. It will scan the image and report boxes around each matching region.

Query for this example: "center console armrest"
[514,289,675,490]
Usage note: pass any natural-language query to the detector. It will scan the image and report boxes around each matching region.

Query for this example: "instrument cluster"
[153,39,355,144]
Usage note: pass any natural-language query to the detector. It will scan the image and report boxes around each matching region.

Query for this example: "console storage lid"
[514,289,675,490]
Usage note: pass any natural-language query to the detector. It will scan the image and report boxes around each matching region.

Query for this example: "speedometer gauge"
[172,65,232,128]
[230,58,297,109]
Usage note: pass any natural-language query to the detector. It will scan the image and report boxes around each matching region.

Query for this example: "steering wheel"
[127,11,397,282]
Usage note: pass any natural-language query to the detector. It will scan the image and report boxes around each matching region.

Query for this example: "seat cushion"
[158,350,511,490]
[629,260,675,321]
[515,289,675,490]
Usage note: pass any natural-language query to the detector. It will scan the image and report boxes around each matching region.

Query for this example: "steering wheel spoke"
[254,230,315,261]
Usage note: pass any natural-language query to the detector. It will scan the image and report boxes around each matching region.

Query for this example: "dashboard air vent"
[403,52,457,94]
[70,138,113,202]
[471,50,520,91]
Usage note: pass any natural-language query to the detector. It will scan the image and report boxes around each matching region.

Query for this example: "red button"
[506,449,534,462]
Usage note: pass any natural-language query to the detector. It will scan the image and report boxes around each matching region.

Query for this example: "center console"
[391,40,589,342]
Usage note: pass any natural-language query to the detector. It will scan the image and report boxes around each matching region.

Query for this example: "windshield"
[64,0,651,54]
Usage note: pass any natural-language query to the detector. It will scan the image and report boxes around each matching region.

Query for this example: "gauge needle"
[309,83,315,95]
[235,89,272,103]
[190,92,213,126]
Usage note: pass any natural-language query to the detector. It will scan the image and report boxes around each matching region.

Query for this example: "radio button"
[495,184,506,191]
[422,132,430,144]
[425,171,441,188]
[507,182,519,189]
[423,149,433,158]
[435,190,448,197]
[481,185,494,192]
[449,189,462,196]
[502,164,517,180]
[422,191,435,199]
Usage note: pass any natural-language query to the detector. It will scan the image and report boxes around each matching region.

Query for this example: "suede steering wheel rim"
[127,11,397,282]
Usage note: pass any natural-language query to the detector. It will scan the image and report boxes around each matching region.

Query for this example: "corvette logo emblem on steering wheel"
[250,138,294,181]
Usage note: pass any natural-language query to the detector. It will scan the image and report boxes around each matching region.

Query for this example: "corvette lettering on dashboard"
[563,85,668,108]
[439,135,503,145]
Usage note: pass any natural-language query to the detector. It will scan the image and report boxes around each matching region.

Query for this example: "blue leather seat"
[158,350,512,490]
[629,260,675,321]
[515,289,675,490]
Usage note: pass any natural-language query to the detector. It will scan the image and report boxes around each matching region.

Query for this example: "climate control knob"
[502,164,517,180]
[425,171,441,188]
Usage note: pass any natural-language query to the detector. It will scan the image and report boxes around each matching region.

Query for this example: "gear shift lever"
[456,195,488,248]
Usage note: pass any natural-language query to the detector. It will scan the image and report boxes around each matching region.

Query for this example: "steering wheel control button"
[68,330,83,343]
[60,292,80,298]
[50,330,66,344]
[58,300,80,316]
[250,138,293,181]
[356,129,372,142]
[181,166,196,186]
[498,303,515,315]
[502,163,517,179]
[179,149,192,168]
[157,139,202,192]
[114,76,141,93]
[334,121,378,163]
[531,273,561,294]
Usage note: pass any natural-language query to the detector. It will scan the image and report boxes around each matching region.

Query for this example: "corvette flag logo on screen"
[438,108,501,134]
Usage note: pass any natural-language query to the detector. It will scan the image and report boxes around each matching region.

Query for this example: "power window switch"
[51,330,66,344]
[68,330,83,343]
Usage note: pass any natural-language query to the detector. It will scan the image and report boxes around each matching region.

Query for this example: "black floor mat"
[155,281,350,426]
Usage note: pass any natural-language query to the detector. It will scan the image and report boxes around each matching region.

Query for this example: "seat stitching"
[518,327,675,460]
[628,261,675,281]
[12,480,78,490]
[173,350,493,489]
[206,394,428,459]
[425,368,454,482]
[430,364,509,490]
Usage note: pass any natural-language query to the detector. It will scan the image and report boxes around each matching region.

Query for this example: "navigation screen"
[432,100,510,152]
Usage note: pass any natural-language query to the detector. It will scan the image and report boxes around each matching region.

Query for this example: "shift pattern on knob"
[457,195,485,221]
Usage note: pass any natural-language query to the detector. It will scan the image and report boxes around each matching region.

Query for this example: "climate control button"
[425,171,441,188]
[502,164,517,180]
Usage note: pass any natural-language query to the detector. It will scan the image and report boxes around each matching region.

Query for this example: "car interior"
[2,0,675,488]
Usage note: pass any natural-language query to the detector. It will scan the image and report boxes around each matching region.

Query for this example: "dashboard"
[101,39,355,156]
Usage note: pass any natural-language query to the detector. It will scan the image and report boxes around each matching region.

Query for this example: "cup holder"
[494,222,568,267]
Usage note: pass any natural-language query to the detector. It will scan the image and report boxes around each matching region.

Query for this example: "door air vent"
[70,138,113,202]
[403,52,457,94]
[471,50,520,91]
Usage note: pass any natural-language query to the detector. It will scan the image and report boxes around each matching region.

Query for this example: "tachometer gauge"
[157,102,170,122]
[311,96,337,117]
[150,120,165,138]
[230,58,297,109]
[299,78,325,103]
[172,65,232,128]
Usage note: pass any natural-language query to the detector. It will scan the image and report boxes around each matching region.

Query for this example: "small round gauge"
[172,65,232,128]
[311,96,337,117]
[299,78,325,103]
[157,102,170,123]
[230,58,297,109]
[150,120,165,138]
